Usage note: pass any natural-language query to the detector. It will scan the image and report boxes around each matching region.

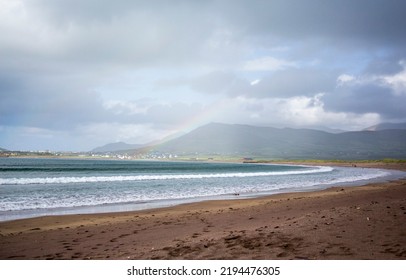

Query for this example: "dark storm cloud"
[223,0,406,46]
[0,68,207,129]
[19,0,218,68]
[30,0,203,23]
[0,71,110,128]
[235,69,337,98]
[175,68,337,98]
[363,56,404,75]
[2,0,406,150]
[21,0,406,69]
[323,77,406,119]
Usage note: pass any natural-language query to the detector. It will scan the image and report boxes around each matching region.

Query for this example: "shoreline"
[1,162,406,259]
[0,162,403,223]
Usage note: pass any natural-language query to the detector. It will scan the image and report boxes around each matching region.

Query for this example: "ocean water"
[0,158,404,221]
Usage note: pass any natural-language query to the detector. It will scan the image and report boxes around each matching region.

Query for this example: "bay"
[0,158,402,221]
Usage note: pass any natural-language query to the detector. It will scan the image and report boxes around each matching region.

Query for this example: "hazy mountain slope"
[91,142,143,153]
[147,123,406,159]
[364,122,406,131]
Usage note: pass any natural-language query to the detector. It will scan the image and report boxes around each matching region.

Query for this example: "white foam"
[0,166,333,185]
[0,167,401,217]
[324,170,390,184]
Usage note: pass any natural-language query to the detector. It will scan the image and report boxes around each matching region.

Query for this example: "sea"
[0,158,405,221]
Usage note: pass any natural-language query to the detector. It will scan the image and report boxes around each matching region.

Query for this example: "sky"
[1,0,406,151]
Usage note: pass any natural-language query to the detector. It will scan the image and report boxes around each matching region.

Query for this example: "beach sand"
[1,162,405,260]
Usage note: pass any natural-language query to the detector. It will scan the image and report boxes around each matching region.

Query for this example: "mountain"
[91,131,187,153]
[91,142,143,153]
[140,123,406,160]
[0,147,7,151]
[286,125,346,134]
[364,122,406,131]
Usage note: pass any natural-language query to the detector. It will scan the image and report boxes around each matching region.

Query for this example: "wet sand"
[1,163,406,260]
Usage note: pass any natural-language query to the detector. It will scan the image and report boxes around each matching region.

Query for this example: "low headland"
[0,160,405,260]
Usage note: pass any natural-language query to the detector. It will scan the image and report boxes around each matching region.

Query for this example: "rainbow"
[175,98,232,134]
[138,97,234,154]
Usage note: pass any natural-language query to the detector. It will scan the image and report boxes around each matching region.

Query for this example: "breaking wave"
[0,166,333,185]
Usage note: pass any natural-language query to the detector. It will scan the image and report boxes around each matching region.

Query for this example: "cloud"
[0,70,110,129]
[323,64,406,119]
[250,79,261,86]
[1,0,406,150]
[243,56,297,71]
[209,95,381,131]
[3,0,406,70]
[383,61,406,95]
[145,103,205,126]
[189,71,238,95]
[0,0,220,72]
[363,56,405,75]
[227,68,337,98]
[337,74,356,85]
[223,0,406,47]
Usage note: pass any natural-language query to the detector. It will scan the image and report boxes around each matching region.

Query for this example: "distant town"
[0,149,179,160]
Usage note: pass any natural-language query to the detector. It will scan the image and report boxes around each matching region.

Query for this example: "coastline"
[0,162,405,259]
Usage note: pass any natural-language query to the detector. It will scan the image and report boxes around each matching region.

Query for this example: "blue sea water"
[0,158,404,221]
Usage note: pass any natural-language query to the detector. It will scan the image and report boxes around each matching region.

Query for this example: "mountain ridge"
[140,122,406,160]
[91,142,143,153]
[363,122,406,131]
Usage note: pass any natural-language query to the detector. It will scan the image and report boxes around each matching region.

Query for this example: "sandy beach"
[1,162,405,260]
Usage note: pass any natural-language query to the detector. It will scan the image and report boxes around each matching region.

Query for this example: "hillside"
[91,142,143,153]
[142,123,406,160]
[364,122,406,131]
